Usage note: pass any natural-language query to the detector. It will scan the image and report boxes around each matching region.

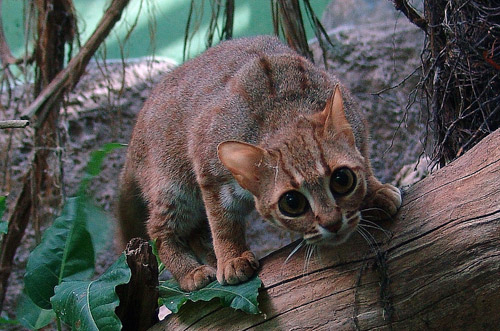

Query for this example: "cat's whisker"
[359,219,392,238]
[361,207,393,220]
[360,226,380,250]
[356,227,372,249]
[303,244,316,276]
[360,218,387,229]
[315,244,324,266]
[303,244,310,276]
[274,162,279,186]
[284,239,306,265]
[359,223,392,239]
[356,227,379,255]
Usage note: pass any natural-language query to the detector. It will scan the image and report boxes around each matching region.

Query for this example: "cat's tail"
[116,167,149,252]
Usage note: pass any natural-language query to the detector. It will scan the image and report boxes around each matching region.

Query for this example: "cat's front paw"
[366,183,402,220]
[217,251,259,286]
[178,265,216,292]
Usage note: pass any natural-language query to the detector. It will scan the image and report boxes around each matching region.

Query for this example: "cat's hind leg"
[117,170,149,251]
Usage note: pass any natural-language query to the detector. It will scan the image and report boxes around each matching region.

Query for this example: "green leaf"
[159,276,262,315]
[0,313,19,326]
[51,253,131,331]
[82,198,110,254]
[16,291,56,330]
[0,221,7,235]
[0,196,7,234]
[24,197,95,310]
[79,143,125,194]
[0,195,5,218]
[150,239,165,274]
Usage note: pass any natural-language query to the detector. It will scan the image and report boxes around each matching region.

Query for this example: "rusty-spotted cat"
[118,36,401,291]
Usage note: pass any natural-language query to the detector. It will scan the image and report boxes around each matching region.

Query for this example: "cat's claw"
[179,265,216,292]
[372,183,402,217]
[217,251,259,285]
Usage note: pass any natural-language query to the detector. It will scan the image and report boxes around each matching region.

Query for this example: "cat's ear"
[321,86,355,145]
[217,141,266,195]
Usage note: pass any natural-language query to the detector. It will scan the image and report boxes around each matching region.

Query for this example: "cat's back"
[127,36,300,172]
[145,35,294,110]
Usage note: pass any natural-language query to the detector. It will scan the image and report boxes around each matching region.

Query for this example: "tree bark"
[275,0,313,60]
[116,238,159,331]
[155,128,500,330]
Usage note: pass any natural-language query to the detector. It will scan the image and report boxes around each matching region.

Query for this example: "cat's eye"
[330,167,356,196]
[278,191,309,217]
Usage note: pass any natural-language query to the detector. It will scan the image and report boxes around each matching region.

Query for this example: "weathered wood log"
[154,128,500,330]
[116,238,159,331]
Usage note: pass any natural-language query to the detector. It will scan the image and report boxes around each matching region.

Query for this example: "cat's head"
[218,87,368,246]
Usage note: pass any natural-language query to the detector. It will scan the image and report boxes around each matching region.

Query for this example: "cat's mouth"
[303,211,360,246]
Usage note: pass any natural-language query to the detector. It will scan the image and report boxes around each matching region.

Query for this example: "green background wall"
[2,0,330,64]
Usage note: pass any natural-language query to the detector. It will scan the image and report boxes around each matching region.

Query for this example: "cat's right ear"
[321,86,356,146]
[217,141,266,195]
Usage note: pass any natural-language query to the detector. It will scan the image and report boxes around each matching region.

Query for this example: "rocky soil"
[0,1,428,325]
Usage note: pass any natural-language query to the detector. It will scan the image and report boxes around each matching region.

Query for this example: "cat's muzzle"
[305,211,360,246]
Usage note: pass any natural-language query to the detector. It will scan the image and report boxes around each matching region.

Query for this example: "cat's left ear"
[321,86,355,145]
[217,141,267,196]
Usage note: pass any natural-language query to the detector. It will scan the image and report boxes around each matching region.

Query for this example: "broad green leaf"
[24,197,95,310]
[0,196,5,217]
[159,276,262,314]
[0,221,7,235]
[51,253,131,331]
[23,143,121,310]
[150,239,165,274]
[79,143,126,194]
[16,291,56,330]
[82,198,110,254]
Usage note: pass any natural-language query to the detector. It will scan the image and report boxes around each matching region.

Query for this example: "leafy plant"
[24,197,96,309]
[51,253,130,330]
[20,143,126,330]
[159,276,262,315]
[18,142,263,329]
[16,292,55,330]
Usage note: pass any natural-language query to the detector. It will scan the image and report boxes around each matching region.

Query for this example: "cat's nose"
[315,210,342,233]
[321,221,342,233]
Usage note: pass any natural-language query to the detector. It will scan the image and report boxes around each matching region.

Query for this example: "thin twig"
[391,0,428,33]
[20,0,131,125]
[0,120,29,129]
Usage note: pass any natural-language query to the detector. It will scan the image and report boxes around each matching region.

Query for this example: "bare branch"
[276,0,313,60]
[391,0,428,33]
[0,120,29,129]
[20,0,131,125]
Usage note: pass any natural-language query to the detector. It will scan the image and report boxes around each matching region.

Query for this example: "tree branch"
[391,0,428,32]
[275,0,313,60]
[0,120,29,129]
[20,0,131,126]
